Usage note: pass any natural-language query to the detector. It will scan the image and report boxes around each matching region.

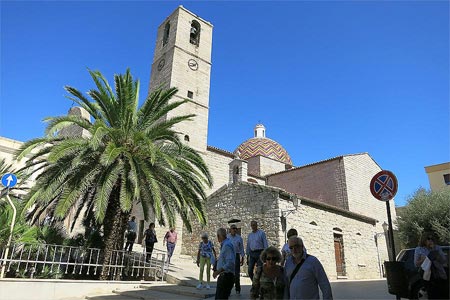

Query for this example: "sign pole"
[385,200,396,261]
[370,170,399,300]
[1,173,18,279]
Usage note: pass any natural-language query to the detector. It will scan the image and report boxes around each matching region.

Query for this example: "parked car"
[385,246,449,299]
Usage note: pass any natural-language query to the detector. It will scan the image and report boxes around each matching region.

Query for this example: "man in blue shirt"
[227,224,245,294]
[213,228,236,299]
[124,216,137,252]
[246,220,268,280]
[284,236,333,300]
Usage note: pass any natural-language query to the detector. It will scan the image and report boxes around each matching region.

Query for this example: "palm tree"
[16,69,213,279]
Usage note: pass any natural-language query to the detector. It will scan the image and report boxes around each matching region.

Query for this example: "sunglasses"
[427,237,434,241]
[289,244,302,250]
[266,257,277,261]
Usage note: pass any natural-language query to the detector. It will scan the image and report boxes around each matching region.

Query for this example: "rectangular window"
[443,174,450,185]
[187,91,194,99]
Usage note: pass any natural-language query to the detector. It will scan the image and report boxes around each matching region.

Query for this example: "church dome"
[234,124,292,165]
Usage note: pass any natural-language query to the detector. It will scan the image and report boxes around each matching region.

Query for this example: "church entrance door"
[334,233,346,276]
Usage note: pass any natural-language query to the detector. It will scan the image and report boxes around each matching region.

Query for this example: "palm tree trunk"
[100,185,129,280]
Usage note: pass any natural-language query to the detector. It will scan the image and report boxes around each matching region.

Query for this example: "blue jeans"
[248,249,263,281]
[167,242,176,262]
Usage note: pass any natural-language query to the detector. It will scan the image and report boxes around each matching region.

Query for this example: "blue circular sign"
[1,173,17,188]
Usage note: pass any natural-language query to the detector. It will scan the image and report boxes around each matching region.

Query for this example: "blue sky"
[1,1,449,207]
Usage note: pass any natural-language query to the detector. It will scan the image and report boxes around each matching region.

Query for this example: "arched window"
[184,135,190,142]
[333,227,343,232]
[163,22,170,46]
[190,20,201,45]
[248,178,258,184]
[233,166,239,183]
[309,221,318,226]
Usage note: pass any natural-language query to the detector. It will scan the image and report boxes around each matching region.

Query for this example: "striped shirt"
[246,229,268,254]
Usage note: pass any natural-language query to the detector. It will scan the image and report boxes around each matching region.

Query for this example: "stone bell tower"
[148,6,213,153]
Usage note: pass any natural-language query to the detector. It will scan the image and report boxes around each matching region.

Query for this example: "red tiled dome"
[235,137,292,165]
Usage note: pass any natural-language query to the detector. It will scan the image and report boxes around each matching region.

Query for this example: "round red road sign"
[370,170,398,201]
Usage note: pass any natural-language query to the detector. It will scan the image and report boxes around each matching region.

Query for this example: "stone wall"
[267,157,349,209]
[248,155,286,177]
[181,181,386,280]
[279,197,383,280]
[247,175,266,185]
[202,148,234,196]
[343,155,397,222]
[342,154,394,263]
[148,6,213,153]
[181,182,282,259]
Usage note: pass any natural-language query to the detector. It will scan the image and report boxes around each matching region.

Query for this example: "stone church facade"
[0,5,397,280]
[133,6,396,280]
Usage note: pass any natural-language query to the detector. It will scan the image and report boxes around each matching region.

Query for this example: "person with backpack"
[196,232,217,290]
[143,223,158,262]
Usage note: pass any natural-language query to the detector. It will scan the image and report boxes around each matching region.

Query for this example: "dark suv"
[385,246,449,299]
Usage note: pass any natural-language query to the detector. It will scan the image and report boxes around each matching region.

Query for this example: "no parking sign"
[370,170,398,201]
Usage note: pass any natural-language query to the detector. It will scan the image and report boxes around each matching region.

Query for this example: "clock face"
[157,59,165,71]
[188,59,198,71]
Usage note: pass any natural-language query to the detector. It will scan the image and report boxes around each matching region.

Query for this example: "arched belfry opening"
[190,20,201,45]
[163,22,170,46]
[233,166,239,183]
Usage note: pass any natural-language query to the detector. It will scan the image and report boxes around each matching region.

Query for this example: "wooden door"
[334,234,346,276]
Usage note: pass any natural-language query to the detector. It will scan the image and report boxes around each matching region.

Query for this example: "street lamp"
[382,221,388,233]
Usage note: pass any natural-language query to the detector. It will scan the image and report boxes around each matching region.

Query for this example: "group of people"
[123,216,178,264]
[196,220,333,300]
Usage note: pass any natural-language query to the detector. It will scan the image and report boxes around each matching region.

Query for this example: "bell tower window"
[190,20,201,45]
[163,22,170,47]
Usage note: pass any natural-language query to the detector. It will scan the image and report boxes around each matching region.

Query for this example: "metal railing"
[0,242,168,281]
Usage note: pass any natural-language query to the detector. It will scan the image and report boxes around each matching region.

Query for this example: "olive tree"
[397,188,450,247]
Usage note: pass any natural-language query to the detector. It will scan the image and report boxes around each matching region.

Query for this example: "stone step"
[139,283,216,299]
[86,293,138,300]
[112,288,206,300]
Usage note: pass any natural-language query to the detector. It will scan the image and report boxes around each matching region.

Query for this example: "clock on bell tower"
[148,5,213,153]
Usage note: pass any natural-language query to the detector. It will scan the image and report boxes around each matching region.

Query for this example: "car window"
[403,250,416,270]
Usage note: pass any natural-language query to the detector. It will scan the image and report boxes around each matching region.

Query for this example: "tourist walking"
[284,236,332,300]
[250,246,286,300]
[196,233,217,290]
[124,216,137,252]
[142,223,157,262]
[281,228,308,266]
[281,228,298,266]
[414,232,448,300]
[213,228,235,300]
[163,227,177,264]
[246,220,268,281]
[227,224,245,294]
